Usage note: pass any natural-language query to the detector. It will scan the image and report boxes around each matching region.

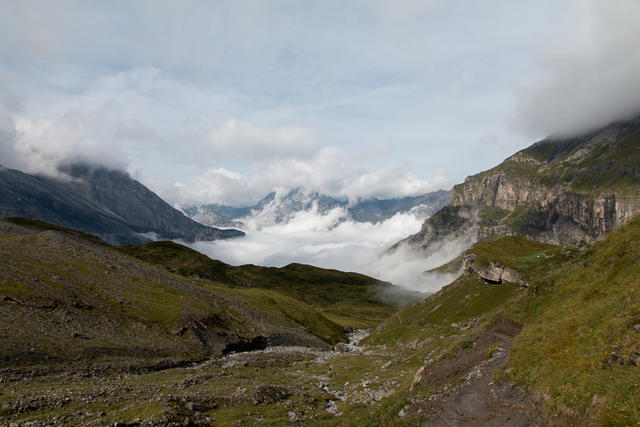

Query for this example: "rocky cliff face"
[399,116,640,251]
[450,160,640,246]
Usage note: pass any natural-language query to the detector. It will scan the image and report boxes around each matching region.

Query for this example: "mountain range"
[1,116,639,425]
[0,164,244,245]
[183,187,451,228]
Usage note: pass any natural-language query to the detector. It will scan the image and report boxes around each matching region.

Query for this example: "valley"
[2,118,640,425]
[3,2,640,425]
[2,194,640,425]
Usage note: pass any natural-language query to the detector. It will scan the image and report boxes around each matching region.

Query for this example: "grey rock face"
[451,170,640,246]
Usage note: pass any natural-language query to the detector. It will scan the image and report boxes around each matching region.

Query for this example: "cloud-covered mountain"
[184,187,450,228]
[0,164,244,245]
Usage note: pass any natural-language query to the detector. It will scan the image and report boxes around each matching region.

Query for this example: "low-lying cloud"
[514,0,640,137]
[189,205,464,293]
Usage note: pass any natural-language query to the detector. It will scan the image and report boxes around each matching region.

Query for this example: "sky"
[2,0,639,208]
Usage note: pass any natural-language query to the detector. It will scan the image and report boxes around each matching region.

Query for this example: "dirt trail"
[403,316,546,426]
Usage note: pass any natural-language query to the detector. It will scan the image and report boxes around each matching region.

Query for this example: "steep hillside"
[0,218,420,425]
[507,214,640,425]
[370,215,640,425]
[0,165,244,245]
[398,117,640,255]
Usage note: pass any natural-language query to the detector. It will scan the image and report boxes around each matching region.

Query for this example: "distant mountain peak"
[185,188,450,228]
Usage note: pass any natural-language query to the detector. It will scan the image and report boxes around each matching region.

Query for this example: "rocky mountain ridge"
[185,187,450,228]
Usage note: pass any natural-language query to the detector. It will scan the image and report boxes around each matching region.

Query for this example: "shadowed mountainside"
[0,165,244,245]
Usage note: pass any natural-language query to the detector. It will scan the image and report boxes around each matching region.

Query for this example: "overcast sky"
[1,0,639,206]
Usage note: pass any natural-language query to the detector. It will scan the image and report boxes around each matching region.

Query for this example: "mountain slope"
[0,165,244,245]
[396,116,640,257]
[2,216,638,425]
[507,214,640,425]
[0,217,406,360]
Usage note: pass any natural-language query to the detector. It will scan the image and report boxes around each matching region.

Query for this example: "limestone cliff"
[399,116,640,251]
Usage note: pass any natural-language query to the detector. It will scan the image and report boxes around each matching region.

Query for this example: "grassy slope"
[525,122,640,193]
[359,217,640,425]
[119,240,406,328]
[1,218,399,350]
[507,216,640,425]
[3,215,640,424]
[200,285,344,345]
[366,275,521,347]
[469,236,576,281]
[330,274,524,425]
[473,119,640,194]
[0,219,341,367]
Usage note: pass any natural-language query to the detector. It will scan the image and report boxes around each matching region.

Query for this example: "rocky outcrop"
[462,253,528,287]
[451,168,640,246]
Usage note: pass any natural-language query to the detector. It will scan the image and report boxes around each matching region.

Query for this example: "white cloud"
[338,165,446,203]
[0,103,18,168]
[167,146,447,207]
[207,118,315,161]
[374,236,468,293]
[0,109,128,178]
[189,207,459,293]
[514,0,640,137]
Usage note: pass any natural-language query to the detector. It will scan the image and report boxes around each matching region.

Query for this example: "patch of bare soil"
[403,315,546,426]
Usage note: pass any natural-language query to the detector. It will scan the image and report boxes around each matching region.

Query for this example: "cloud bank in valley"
[514,0,640,138]
[189,205,465,294]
